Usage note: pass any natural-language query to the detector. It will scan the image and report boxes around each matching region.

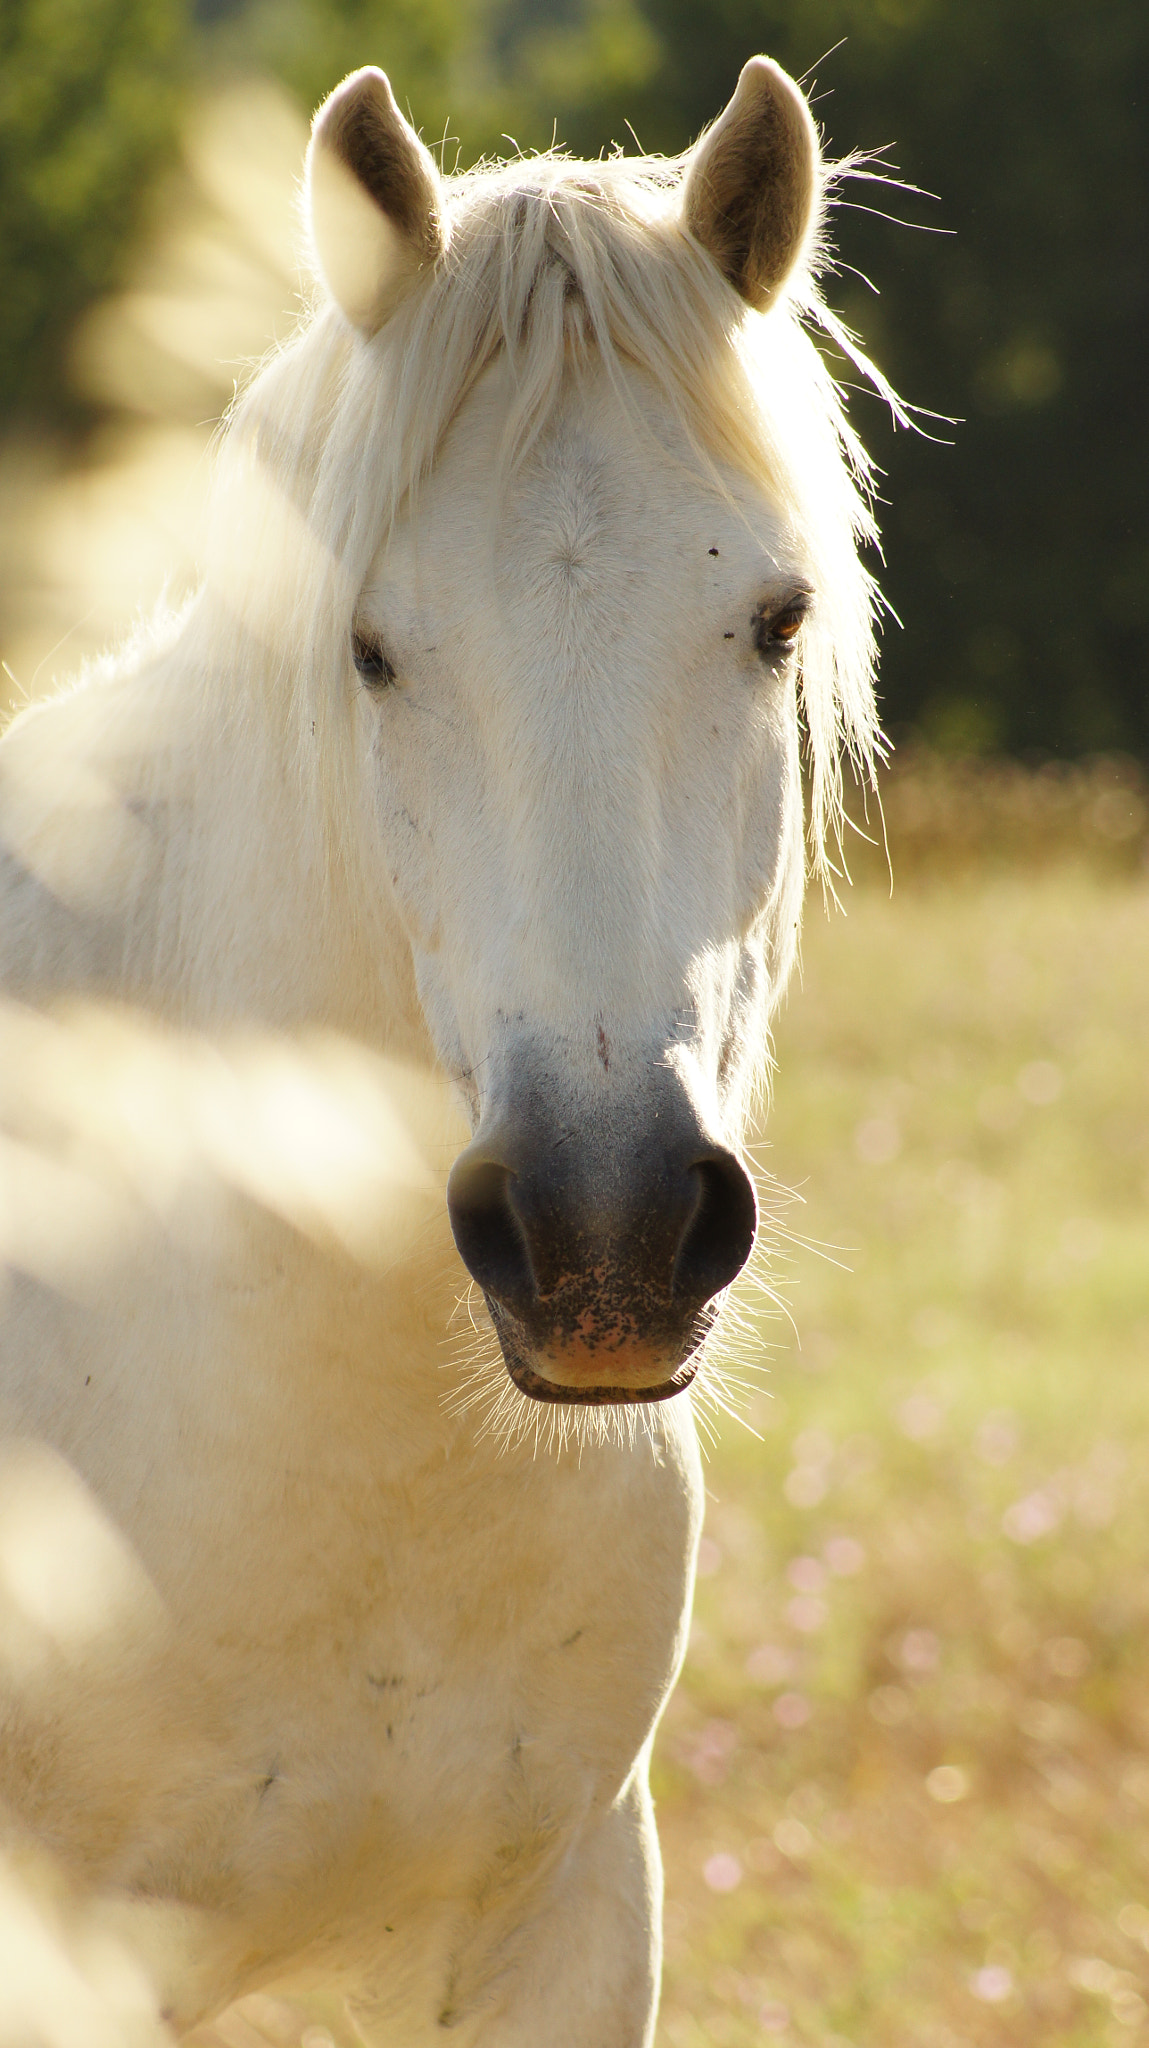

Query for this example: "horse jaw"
[306,67,446,334]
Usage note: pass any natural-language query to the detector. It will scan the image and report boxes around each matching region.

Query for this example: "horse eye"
[771,610,804,642]
[352,631,396,687]
[753,598,810,658]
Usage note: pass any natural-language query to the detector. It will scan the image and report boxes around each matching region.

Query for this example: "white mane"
[196,145,886,879]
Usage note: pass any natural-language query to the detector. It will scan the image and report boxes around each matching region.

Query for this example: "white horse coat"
[0,56,883,2047]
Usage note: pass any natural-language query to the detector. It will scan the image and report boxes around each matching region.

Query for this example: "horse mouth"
[485,1297,712,1406]
[504,1355,701,1406]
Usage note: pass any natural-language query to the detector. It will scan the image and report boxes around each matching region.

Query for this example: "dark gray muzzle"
[446,1057,756,1403]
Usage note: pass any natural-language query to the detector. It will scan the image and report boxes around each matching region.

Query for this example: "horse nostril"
[446,1156,536,1313]
[674,1151,758,1303]
[448,1128,756,1330]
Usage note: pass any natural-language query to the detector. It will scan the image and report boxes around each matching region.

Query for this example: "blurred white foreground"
[0,1002,460,2047]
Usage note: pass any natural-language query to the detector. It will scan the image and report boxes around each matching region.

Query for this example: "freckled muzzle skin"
[447,1049,758,1404]
[488,1296,721,1405]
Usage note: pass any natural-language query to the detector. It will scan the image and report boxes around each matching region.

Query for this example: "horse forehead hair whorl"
[214,148,885,874]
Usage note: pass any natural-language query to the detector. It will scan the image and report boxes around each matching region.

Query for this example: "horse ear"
[682,57,821,312]
[306,67,446,335]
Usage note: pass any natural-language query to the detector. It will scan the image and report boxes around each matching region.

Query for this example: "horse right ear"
[306,68,446,335]
[682,57,821,312]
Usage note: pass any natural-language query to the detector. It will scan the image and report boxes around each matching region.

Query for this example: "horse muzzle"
[446,1064,756,1404]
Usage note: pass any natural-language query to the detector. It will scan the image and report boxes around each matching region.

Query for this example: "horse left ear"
[682,57,821,312]
[306,67,446,335]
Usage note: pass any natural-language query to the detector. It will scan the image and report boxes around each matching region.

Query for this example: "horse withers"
[0,55,884,2047]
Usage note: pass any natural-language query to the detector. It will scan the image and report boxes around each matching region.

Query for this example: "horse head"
[298,61,878,1405]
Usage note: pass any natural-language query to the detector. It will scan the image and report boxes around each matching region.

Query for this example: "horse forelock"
[202,146,888,884]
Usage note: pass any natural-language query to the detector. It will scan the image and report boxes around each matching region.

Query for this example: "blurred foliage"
[196,0,481,150]
[476,0,661,159]
[1,0,1145,755]
[195,0,662,173]
[0,0,190,418]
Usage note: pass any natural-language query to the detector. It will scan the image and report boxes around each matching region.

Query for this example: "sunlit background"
[1,1,1147,2043]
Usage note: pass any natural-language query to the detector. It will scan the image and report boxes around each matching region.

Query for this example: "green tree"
[199,0,478,150]
[0,0,190,420]
[199,0,660,173]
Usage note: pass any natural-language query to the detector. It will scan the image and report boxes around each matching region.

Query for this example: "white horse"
[0,55,885,2046]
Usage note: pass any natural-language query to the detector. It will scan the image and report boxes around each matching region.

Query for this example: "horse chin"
[487,1303,706,1407]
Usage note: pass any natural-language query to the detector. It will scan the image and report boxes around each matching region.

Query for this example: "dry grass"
[654,825,1149,2048]
[843,744,1149,882]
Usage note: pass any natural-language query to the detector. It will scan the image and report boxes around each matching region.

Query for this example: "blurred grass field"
[653,802,1149,2048]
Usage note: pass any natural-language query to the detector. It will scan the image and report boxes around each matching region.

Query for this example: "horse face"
[355,359,809,1402]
